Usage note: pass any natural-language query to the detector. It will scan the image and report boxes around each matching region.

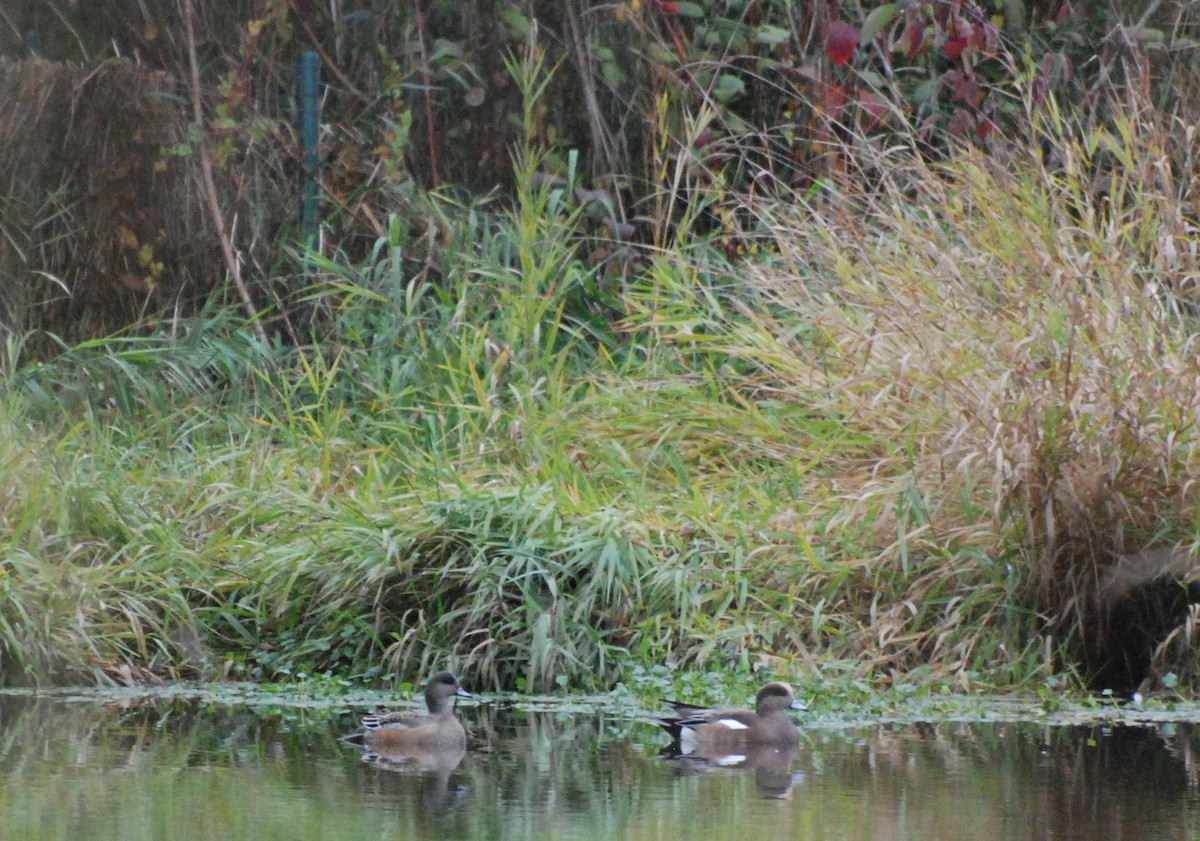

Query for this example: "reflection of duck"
[663,742,802,799]
[355,743,470,812]
[655,682,804,748]
[343,671,471,750]
[359,744,467,774]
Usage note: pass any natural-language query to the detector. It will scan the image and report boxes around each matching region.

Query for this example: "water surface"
[0,690,1197,840]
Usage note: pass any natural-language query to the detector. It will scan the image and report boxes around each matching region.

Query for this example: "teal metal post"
[298,52,321,252]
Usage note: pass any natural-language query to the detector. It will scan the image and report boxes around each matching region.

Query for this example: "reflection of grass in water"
[0,696,694,841]
[3,694,1199,841]
[0,697,377,841]
[0,695,739,840]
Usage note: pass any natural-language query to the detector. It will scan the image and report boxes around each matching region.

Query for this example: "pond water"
[0,689,1197,841]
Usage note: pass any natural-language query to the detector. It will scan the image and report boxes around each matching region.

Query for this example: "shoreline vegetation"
[3,3,1200,698]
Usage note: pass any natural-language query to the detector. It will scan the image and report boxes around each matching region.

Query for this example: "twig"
[178,0,266,344]
[292,8,367,103]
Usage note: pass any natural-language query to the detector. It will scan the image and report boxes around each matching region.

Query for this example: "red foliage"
[898,11,928,59]
[826,20,859,66]
[1041,51,1075,87]
[947,107,974,139]
[976,115,998,142]
[977,19,1000,51]
[937,3,1000,59]
[1030,74,1049,110]
[941,34,969,61]
[858,88,886,130]
[823,83,849,118]
[946,70,981,107]
[941,13,970,58]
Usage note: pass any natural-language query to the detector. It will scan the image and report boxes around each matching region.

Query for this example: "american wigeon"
[656,681,804,747]
[344,671,471,749]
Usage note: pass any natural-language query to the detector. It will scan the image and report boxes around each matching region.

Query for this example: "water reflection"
[0,691,1197,841]
[350,743,468,814]
[661,743,801,799]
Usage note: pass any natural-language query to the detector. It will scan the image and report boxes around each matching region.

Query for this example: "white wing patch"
[714,718,750,730]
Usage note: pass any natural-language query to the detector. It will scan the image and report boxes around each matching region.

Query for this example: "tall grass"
[4,71,1200,692]
[628,88,1200,688]
[0,194,847,690]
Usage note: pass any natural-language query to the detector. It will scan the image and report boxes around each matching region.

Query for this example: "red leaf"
[826,20,859,66]
[1040,51,1075,87]
[857,88,886,130]
[931,0,952,28]
[941,35,968,60]
[1030,75,1048,110]
[823,83,849,118]
[898,12,927,59]
[1060,54,1075,86]
[976,117,998,143]
[977,20,1000,52]
[947,108,974,140]
[949,71,981,106]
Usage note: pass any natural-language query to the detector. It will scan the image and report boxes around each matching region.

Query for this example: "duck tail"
[340,726,369,744]
[652,716,686,741]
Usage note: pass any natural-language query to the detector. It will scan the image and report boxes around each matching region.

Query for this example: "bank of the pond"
[1,679,1197,731]
[4,98,1200,697]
